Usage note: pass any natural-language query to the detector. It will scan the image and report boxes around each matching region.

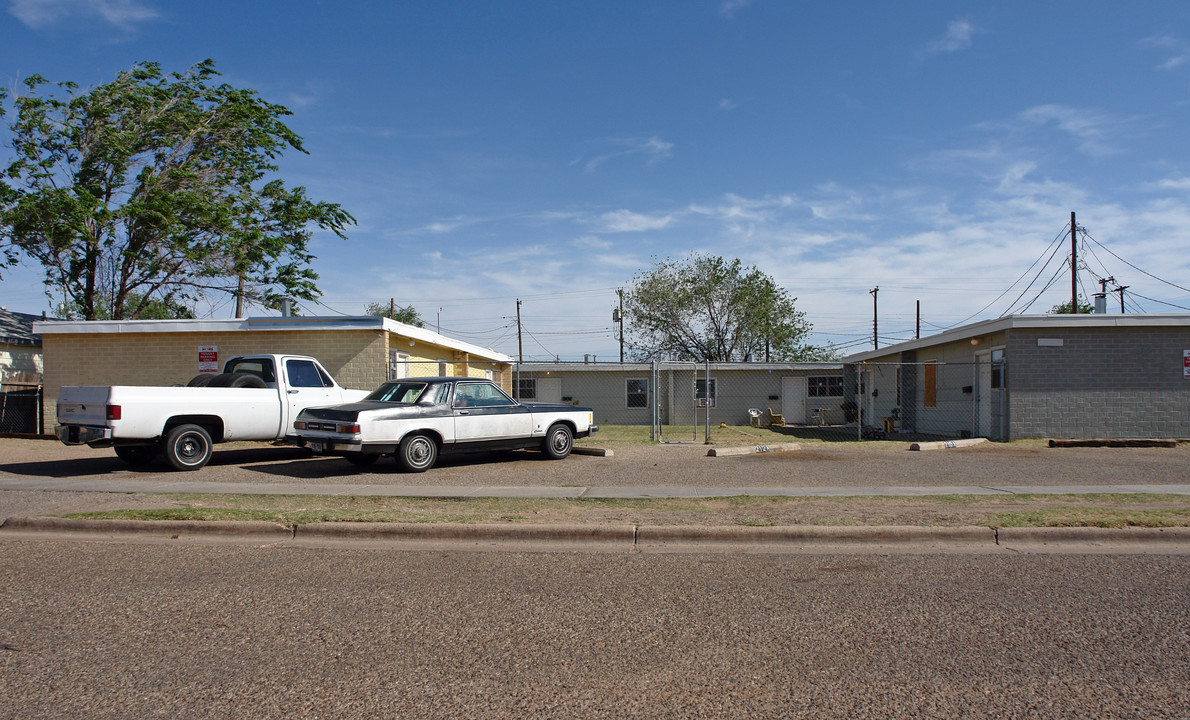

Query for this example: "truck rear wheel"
[114,443,159,466]
[164,424,213,471]
[397,433,438,473]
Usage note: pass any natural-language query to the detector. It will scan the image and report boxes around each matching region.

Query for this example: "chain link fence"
[512,360,1007,442]
[0,382,44,435]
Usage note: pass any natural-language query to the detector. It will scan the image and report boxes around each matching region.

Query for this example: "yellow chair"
[767,408,785,427]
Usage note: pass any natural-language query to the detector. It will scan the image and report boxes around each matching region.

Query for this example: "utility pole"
[870,286,879,350]
[390,298,395,319]
[619,290,625,363]
[1116,285,1128,313]
[516,299,523,364]
[915,300,920,340]
[1070,211,1078,312]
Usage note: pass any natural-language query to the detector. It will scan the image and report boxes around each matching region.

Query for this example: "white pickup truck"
[55,354,369,471]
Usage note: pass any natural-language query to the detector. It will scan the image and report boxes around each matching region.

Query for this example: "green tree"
[56,292,195,320]
[365,300,424,327]
[0,60,353,320]
[623,254,823,362]
[1050,298,1093,314]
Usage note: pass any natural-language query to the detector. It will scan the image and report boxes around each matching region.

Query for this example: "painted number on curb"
[943,441,957,448]
[755,445,771,453]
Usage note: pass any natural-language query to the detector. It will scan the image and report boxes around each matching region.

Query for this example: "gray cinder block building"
[843,314,1190,441]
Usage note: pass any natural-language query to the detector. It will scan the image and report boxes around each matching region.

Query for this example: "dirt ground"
[3,437,1188,526]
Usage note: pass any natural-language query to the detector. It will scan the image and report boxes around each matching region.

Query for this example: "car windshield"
[365,382,429,403]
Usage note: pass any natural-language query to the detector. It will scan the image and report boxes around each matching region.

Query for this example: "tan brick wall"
[42,328,512,425]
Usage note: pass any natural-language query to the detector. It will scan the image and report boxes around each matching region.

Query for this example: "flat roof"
[842,313,1190,362]
[32,315,513,364]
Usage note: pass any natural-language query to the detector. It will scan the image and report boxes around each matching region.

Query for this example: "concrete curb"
[909,438,989,451]
[296,521,636,543]
[0,516,292,539]
[707,442,801,457]
[996,526,1190,544]
[571,446,615,457]
[636,524,993,544]
[7,517,1187,550]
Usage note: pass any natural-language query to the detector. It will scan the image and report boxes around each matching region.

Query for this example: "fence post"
[856,364,863,441]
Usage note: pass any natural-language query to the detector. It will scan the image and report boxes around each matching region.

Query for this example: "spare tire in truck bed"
[206,372,268,388]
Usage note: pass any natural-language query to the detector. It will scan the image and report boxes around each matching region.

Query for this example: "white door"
[538,378,563,403]
[976,351,992,438]
[781,377,806,424]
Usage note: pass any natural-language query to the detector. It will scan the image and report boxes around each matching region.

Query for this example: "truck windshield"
[365,382,429,404]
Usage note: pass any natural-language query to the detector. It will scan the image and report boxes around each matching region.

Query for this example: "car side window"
[454,382,515,408]
[286,359,330,388]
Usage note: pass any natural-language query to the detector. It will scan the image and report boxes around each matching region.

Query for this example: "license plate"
[310,441,323,453]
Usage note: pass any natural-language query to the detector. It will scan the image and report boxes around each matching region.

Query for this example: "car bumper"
[56,424,113,446]
[286,435,366,454]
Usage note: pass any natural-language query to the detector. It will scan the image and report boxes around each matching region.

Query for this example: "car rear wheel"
[345,453,379,468]
[397,433,437,473]
[542,423,573,460]
[164,424,213,471]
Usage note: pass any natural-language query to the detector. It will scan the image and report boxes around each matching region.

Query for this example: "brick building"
[34,315,513,426]
[842,313,1190,441]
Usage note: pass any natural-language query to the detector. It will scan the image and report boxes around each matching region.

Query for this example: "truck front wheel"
[164,424,213,471]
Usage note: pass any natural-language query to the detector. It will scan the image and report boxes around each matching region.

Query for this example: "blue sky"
[3,0,1190,359]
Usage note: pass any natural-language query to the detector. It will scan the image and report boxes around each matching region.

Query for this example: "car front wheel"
[542,423,573,460]
[397,433,438,473]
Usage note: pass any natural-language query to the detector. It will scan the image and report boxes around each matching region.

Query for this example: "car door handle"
[287,390,299,394]
[457,410,470,415]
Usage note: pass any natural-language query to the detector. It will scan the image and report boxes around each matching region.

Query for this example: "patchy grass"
[987,507,1190,528]
[59,491,1190,528]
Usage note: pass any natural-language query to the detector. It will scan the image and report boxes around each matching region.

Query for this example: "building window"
[807,376,843,397]
[626,378,648,408]
[990,349,1004,389]
[518,378,537,400]
[696,378,717,408]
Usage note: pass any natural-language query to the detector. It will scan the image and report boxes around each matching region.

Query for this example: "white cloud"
[719,0,751,19]
[1018,104,1118,156]
[1141,35,1190,71]
[599,209,675,232]
[719,98,737,111]
[578,136,674,171]
[924,19,975,56]
[8,0,159,29]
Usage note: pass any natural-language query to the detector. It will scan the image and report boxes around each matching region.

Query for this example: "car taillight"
[106,405,122,421]
[337,423,361,434]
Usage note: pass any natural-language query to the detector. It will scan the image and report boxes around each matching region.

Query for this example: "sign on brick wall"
[1184,350,1190,378]
[199,345,219,373]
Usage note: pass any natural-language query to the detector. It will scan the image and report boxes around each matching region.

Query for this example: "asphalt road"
[4,438,1190,489]
[1,538,1187,719]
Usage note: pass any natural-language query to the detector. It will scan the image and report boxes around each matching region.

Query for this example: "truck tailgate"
[55,386,115,426]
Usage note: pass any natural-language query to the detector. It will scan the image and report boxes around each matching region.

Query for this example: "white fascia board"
[841,312,1190,363]
[518,362,843,372]
[33,318,248,334]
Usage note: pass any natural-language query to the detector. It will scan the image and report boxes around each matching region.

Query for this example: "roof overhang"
[32,315,513,364]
